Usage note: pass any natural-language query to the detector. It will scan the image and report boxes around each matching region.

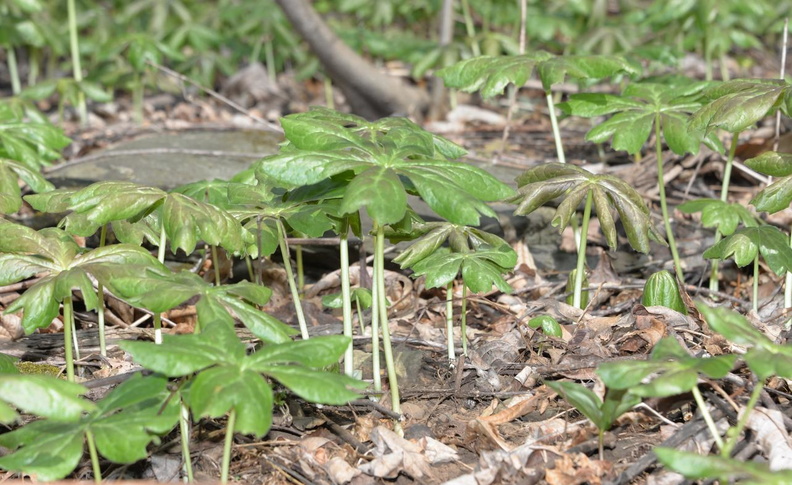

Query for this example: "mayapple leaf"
[597,337,737,397]
[122,324,242,377]
[68,181,167,227]
[695,302,792,380]
[256,150,372,189]
[24,187,76,213]
[339,166,407,225]
[257,366,364,404]
[0,374,177,481]
[546,381,607,431]
[536,54,640,92]
[560,81,711,156]
[162,192,245,255]
[281,116,369,151]
[173,179,236,210]
[747,152,792,213]
[690,79,791,135]
[703,225,792,275]
[654,447,792,483]
[510,163,663,253]
[0,352,18,373]
[109,268,294,343]
[744,151,792,178]
[0,120,70,170]
[249,335,352,369]
[436,52,554,98]
[0,158,54,214]
[0,375,94,420]
[410,246,515,293]
[677,198,759,236]
[528,315,563,337]
[187,365,274,437]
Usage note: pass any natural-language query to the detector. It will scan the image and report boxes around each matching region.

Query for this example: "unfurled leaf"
[0,374,177,481]
[436,52,554,97]
[0,375,93,420]
[546,381,607,430]
[410,244,515,293]
[597,337,736,397]
[746,152,792,213]
[509,163,664,253]
[0,158,54,214]
[560,81,716,155]
[702,225,792,275]
[677,198,759,235]
[654,447,792,484]
[690,79,792,136]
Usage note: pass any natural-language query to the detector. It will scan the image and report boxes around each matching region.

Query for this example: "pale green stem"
[67,0,87,125]
[370,253,382,391]
[655,114,684,278]
[573,191,593,309]
[220,409,236,484]
[460,285,468,355]
[97,225,108,357]
[711,133,739,293]
[179,402,195,483]
[721,382,763,457]
[245,256,255,283]
[375,226,402,434]
[157,221,167,264]
[277,220,310,339]
[6,46,20,95]
[85,429,102,484]
[63,296,75,382]
[786,231,792,329]
[63,295,74,382]
[545,92,566,164]
[324,77,334,109]
[692,385,724,449]
[28,48,40,86]
[264,38,276,85]
[340,232,354,377]
[459,0,480,56]
[752,256,759,313]
[446,282,455,361]
[211,245,221,286]
[295,245,304,295]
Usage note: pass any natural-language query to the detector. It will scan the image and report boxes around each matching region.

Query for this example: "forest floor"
[2,65,792,485]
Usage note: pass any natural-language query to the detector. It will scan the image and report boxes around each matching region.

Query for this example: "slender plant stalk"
[654,113,684,278]
[375,226,402,434]
[295,245,304,294]
[245,255,255,283]
[597,429,604,461]
[445,282,455,361]
[221,410,236,484]
[692,385,724,450]
[153,220,165,343]
[339,229,355,377]
[97,225,108,357]
[459,0,480,57]
[721,382,763,457]
[573,191,594,309]
[63,296,75,381]
[28,47,41,86]
[276,220,310,339]
[460,285,469,355]
[67,0,87,125]
[370,251,382,391]
[179,402,195,483]
[752,256,759,313]
[211,245,221,286]
[5,46,20,95]
[264,37,277,85]
[710,133,739,293]
[546,92,567,164]
[85,429,102,484]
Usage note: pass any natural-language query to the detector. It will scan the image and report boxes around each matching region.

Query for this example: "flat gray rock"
[44,129,282,190]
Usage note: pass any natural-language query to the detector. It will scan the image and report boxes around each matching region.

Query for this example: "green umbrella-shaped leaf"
[703,226,792,275]
[678,198,759,235]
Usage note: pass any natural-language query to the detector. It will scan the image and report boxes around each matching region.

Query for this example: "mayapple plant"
[507,162,664,309]
[392,221,516,359]
[255,107,514,431]
[437,51,639,163]
[558,78,722,279]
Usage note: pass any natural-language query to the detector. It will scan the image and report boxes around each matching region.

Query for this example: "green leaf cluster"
[121,323,363,437]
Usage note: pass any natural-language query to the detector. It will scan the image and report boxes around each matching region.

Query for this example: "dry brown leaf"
[0,312,24,340]
[544,453,612,485]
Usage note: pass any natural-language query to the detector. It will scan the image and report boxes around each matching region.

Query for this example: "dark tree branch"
[274,0,430,119]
